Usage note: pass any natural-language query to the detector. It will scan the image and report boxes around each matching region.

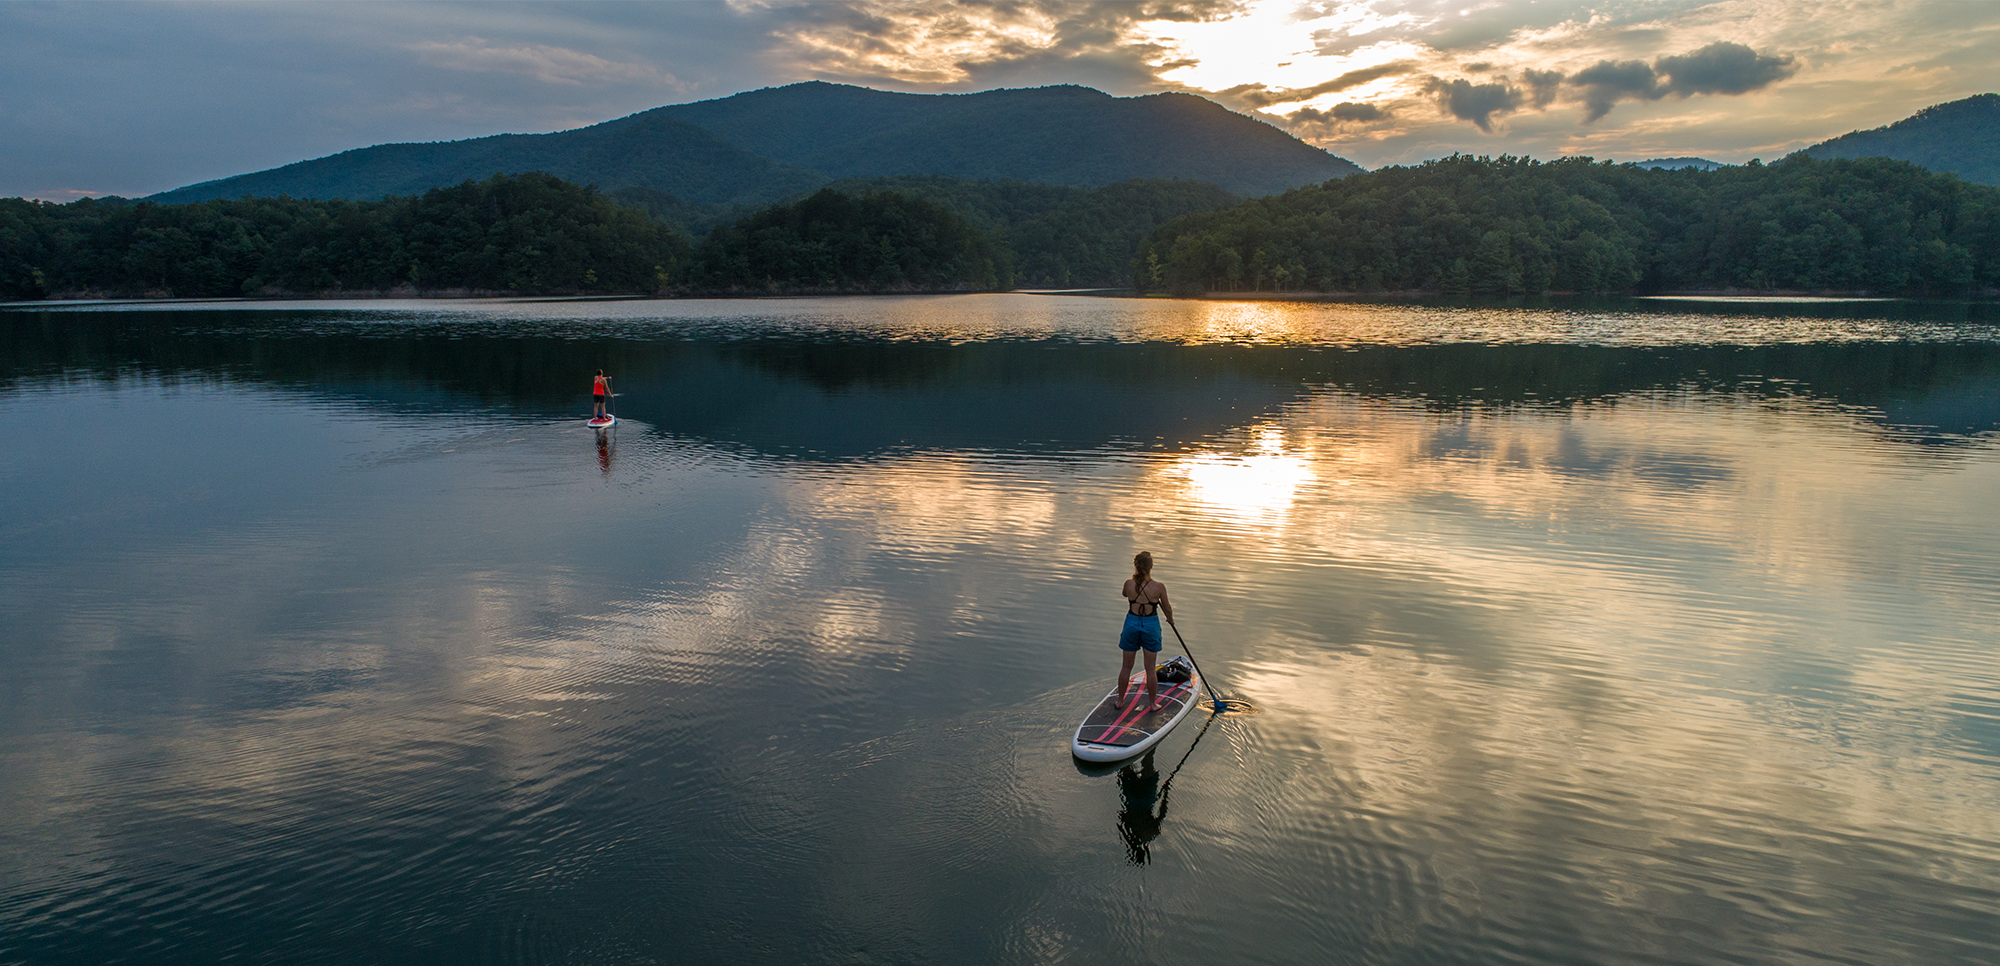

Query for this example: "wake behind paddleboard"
[1072,659,1201,762]
[586,415,617,429]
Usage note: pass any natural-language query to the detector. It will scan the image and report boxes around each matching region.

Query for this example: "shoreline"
[7,287,1998,308]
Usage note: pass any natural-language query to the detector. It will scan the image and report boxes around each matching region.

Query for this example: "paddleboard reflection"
[1079,711,1215,865]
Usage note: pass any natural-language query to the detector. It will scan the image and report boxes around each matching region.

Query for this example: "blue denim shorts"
[1118,612,1162,652]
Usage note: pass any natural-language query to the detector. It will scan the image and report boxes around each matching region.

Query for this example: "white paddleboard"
[1072,659,1202,762]
[586,415,617,429]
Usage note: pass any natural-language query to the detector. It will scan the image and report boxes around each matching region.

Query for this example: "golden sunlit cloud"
[746,0,2000,167]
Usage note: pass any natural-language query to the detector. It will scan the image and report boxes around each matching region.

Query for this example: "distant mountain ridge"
[1799,93,2000,186]
[1634,157,1727,171]
[150,82,1362,207]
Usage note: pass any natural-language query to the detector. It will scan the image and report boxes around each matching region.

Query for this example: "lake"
[3,294,1998,965]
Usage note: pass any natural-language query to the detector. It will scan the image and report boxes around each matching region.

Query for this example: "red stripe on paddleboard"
[1088,691,1151,742]
[1083,676,1156,743]
[1095,681,1192,745]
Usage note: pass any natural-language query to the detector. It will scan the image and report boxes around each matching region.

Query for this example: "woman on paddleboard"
[592,369,611,419]
[1115,551,1175,711]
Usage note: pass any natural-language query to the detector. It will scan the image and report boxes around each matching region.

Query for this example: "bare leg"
[1144,649,1160,709]
[1113,650,1137,708]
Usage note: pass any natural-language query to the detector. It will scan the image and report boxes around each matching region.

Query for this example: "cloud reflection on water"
[4,298,2000,963]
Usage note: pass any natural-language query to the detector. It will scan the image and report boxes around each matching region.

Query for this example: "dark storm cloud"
[1425,77,1523,132]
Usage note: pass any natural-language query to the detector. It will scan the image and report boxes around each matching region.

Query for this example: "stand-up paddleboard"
[1073,657,1201,762]
[586,415,616,429]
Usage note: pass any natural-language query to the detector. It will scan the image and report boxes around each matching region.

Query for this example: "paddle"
[1162,617,1229,713]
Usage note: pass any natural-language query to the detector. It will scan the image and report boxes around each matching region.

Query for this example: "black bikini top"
[1126,580,1160,617]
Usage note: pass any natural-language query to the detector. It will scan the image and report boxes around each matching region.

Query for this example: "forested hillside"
[649,82,1359,196]
[150,82,1359,208]
[1801,94,2000,186]
[151,114,823,210]
[1137,154,2000,297]
[0,173,692,299]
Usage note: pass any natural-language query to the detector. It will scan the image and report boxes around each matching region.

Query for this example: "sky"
[4,1,1998,201]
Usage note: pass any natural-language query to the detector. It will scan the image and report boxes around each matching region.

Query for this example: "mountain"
[648,82,1359,195]
[1634,157,1728,171]
[1799,93,2000,186]
[150,113,824,208]
[149,82,1361,206]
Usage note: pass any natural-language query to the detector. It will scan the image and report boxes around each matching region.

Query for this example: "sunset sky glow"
[4,1,1997,200]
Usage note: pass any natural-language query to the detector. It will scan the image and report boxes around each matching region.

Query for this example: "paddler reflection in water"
[1114,551,1174,711]
[1117,750,1167,864]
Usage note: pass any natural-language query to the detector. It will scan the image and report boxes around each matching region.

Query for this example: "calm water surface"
[3,295,1998,965]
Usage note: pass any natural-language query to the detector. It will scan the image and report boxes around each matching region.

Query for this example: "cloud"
[1521,68,1563,109]
[1288,100,1390,128]
[1565,41,1797,123]
[1426,77,1523,132]
[744,0,1248,90]
[1217,60,1417,108]
[1655,40,1797,96]
[1570,58,1663,122]
[5,0,1999,198]
[408,37,684,89]
[1305,0,1614,58]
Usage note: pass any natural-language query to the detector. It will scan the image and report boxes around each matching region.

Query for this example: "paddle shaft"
[1161,617,1228,710]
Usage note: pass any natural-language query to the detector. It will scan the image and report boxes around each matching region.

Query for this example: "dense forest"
[1,174,1235,298]
[1136,154,2000,297]
[684,176,1229,291]
[805,176,1237,288]
[693,188,1001,293]
[0,173,692,299]
[7,155,2000,301]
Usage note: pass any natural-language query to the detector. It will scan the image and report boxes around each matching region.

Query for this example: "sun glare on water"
[1175,425,1315,523]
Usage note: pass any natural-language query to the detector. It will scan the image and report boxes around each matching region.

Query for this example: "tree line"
[615,174,1236,289]
[1135,154,2000,297]
[6,156,1998,300]
[0,172,691,299]
[0,173,1230,299]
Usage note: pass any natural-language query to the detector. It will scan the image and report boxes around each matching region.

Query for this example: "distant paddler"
[592,369,612,420]
[1114,551,1175,711]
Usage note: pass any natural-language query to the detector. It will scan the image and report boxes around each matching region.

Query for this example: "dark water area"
[3,295,1998,965]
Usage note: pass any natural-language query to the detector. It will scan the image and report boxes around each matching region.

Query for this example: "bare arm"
[1155,582,1173,624]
